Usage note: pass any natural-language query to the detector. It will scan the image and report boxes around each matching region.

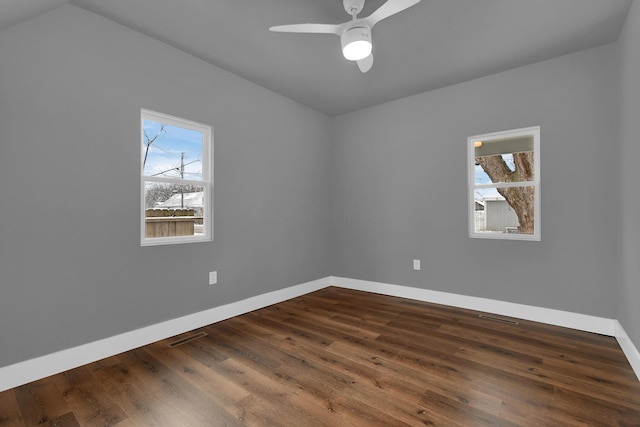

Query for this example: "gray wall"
[0,5,332,367]
[330,43,621,318]
[619,0,640,347]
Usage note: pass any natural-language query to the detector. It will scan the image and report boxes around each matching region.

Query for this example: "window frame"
[468,126,540,241]
[140,109,213,246]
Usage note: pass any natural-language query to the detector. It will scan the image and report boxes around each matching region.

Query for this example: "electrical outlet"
[209,271,218,285]
[413,259,421,271]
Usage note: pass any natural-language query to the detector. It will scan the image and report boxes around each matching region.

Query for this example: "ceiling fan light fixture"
[341,26,372,61]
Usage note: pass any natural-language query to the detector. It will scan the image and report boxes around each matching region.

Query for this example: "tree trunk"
[476,152,535,233]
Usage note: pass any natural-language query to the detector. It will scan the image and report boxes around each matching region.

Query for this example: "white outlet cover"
[413,259,421,270]
[209,271,218,285]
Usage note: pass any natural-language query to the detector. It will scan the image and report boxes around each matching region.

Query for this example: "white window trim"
[468,126,540,241]
[140,109,213,246]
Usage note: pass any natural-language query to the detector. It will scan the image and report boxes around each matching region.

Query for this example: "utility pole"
[180,152,185,209]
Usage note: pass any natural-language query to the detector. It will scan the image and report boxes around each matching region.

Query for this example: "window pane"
[142,120,204,180]
[473,186,535,235]
[474,151,535,185]
[469,126,539,241]
[144,182,205,238]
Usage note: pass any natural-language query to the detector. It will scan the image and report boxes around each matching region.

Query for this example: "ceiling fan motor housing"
[341,26,372,60]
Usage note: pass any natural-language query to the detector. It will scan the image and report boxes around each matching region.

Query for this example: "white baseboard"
[0,276,330,392]
[330,276,617,335]
[2,275,638,392]
[615,321,640,380]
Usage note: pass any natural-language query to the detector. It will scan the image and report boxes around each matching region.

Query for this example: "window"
[141,109,212,245]
[468,126,540,241]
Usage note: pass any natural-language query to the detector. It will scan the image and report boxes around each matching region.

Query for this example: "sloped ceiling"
[0,0,633,115]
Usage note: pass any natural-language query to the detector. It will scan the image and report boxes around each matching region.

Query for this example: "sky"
[142,119,204,181]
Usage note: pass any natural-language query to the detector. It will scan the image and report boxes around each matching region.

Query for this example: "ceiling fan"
[269,0,421,73]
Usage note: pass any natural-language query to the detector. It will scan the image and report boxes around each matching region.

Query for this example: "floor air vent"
[478,314,519,325]
[168,331,208,348]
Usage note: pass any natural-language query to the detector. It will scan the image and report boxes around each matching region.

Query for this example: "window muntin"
[468,127,540,241]
[141,109,212,245]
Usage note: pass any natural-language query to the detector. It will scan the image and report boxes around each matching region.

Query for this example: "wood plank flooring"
[1,286,639,426]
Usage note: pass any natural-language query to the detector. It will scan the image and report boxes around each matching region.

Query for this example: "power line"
[150,158,201,177]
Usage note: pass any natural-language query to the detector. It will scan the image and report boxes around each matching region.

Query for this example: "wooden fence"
[145,209,197,238]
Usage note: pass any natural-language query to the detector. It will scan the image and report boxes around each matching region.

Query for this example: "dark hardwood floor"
[1,286,639,426]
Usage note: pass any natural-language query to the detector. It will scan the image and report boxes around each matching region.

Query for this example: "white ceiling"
[0,0,633,116]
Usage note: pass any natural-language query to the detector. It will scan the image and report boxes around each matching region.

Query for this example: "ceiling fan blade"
[269,23,341,35]
[366,0,421,27]
[357,54,374,73]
